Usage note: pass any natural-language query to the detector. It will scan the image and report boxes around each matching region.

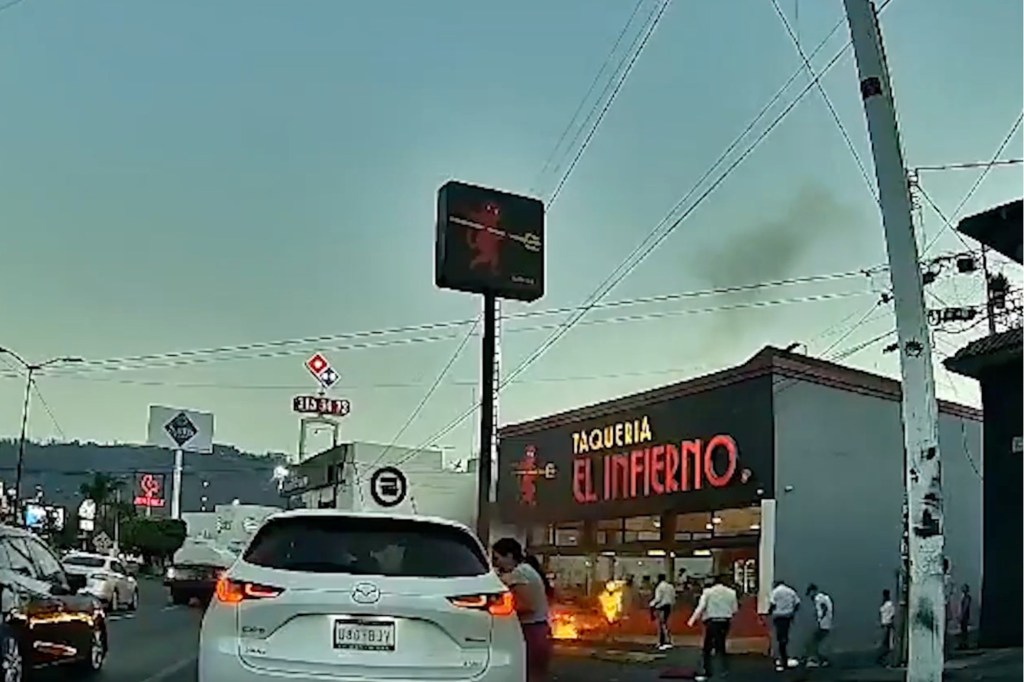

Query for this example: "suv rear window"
[242,516,488,578]
[64,555,106,568]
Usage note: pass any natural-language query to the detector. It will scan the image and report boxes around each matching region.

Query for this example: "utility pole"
[475,294,497,546]
[980,246,997,334]
[0,347,83,523]
[842,3,946,681]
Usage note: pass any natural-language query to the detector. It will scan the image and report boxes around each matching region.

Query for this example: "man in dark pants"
[769,579,800,672]
[688,575,739,681]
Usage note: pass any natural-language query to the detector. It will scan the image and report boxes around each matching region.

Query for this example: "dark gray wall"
[771,379,983,653]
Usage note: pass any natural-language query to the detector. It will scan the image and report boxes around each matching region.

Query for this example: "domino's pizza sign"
[147,405,214,454]
[305,353,340,390]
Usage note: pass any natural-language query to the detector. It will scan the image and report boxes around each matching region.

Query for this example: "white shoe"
[787,658,800,668]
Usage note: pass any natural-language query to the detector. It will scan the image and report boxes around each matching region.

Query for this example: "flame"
[597,580,626,623]
[550,612,580,640]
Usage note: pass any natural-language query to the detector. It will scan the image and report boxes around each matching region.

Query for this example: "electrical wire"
[922,110,1024,256]
[548,0,672,206]
[530,0,649,195]
[0,0,26,14]
[360,318,481,479]
[30,380,66,442]
[915,159,1023,173]
[0,268,878,379]
[769,0,878,205]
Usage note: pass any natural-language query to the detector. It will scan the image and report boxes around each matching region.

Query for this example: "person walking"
[492,538,552,682]
[768,579,800,672]
[687,574,739,681]
[804,584,833,667]
[876,589,896,667]
[956,584,972,650]
[649,573,676,651]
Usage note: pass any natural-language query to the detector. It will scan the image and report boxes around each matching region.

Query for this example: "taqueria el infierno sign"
[498,383,771,522]
[568,415,742,503]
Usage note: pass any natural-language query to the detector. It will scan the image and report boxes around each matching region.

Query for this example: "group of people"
[488,541,974,682]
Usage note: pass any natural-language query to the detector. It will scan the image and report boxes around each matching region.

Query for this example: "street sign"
[292,395,351,417]
[305,353,340,389]
[369,467,408,508]
[93,531,113,554]
[147,406,214,454]
[435,181,545,302]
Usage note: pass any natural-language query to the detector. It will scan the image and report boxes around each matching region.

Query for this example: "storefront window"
[674,512,713,541]
[712,506,761,536]
[596,518,623,545]
[553,522,583,547]
[529,525,553,547]
[624,515,660,543]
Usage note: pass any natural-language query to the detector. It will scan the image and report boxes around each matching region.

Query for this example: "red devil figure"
[465,202,503,274]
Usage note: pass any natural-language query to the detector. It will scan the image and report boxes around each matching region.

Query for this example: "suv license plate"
[333,619,395,651]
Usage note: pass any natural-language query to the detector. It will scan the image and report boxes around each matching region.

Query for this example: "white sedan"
[199,509,526,681]
[63,552,139,611]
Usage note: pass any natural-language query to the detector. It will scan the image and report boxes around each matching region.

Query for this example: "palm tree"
[78,472,124,508]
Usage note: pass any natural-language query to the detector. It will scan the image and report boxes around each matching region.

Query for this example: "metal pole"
[842,3,946,680]
[13,366,34,525]
[476,293,497,546]
[980,246,997,334]
[171,449,184,519]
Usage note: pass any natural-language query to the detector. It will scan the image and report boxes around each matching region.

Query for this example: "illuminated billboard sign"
[497,376,775,522]
[133,473,167,508]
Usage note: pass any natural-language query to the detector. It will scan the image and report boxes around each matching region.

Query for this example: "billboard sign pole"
[435,180,545,545]
[146,406,214,520]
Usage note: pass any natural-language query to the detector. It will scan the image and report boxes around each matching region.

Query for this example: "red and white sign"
[133,473,166,508]
[304,353,340,389]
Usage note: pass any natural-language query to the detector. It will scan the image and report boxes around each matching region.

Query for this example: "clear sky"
[1,0,1021,459]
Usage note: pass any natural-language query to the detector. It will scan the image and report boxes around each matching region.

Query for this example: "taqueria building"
[496,345,984,652]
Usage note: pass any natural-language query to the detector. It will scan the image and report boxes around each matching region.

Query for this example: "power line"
[0,0,27,14]
[3,268,877,379]
[548,0,672,206]
[769,0,878,204]
[915,159,1023,173]
[29,380,66,442]
[531,0,648,195]
[922,110,1024,255]
[361,318,480,478]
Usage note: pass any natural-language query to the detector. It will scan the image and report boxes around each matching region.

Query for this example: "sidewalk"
[551,642,1022,682]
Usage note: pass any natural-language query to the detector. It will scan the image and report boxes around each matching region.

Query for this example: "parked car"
[198,509,525,682]
[63,552,139,611]
[0,524,108,677]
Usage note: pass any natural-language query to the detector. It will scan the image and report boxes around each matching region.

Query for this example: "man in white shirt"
[877,589,896,667]
[768,579,800,671]
[804,583,833,667]
[649,573,676,650]
[688,574,739,680]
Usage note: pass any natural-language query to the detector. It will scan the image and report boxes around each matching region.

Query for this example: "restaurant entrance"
[525,505,769,647]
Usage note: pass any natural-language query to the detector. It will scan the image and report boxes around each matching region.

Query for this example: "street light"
[0,347,84,523]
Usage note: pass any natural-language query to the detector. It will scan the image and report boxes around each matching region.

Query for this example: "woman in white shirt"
[492,538,552,681]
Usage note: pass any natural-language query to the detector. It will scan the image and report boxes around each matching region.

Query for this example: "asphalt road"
[80,581,1021,682]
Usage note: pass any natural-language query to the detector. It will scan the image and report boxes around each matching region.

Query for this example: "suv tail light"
[448,592,515,617]
[214,576,284,604]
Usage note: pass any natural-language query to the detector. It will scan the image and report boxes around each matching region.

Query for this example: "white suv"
[198,509,526,681]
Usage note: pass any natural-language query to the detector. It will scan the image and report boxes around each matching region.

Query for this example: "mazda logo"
[351,582,381,604]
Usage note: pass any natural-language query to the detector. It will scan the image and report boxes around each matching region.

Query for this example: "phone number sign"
[292,395,351,417]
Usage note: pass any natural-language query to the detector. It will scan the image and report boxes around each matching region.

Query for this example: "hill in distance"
[0,439,288,514]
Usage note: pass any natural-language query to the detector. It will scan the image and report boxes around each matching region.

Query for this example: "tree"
[121,518,186,565]
[78,472,124,509]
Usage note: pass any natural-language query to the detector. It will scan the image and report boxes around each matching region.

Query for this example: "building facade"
[279,441,478,528]
[497,346,983,653]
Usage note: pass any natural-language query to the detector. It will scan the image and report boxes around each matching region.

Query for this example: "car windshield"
[64,556,106,568]
[243,516,488,578]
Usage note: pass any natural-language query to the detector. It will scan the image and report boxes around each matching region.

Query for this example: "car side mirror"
[66,573,87,593]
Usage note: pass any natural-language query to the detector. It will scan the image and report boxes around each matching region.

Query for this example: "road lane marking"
[138,655,196,682]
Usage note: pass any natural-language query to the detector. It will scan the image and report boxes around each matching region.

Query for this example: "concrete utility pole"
[842,2,946,680]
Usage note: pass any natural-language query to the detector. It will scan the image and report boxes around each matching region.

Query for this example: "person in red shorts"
[492,538,552,681]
